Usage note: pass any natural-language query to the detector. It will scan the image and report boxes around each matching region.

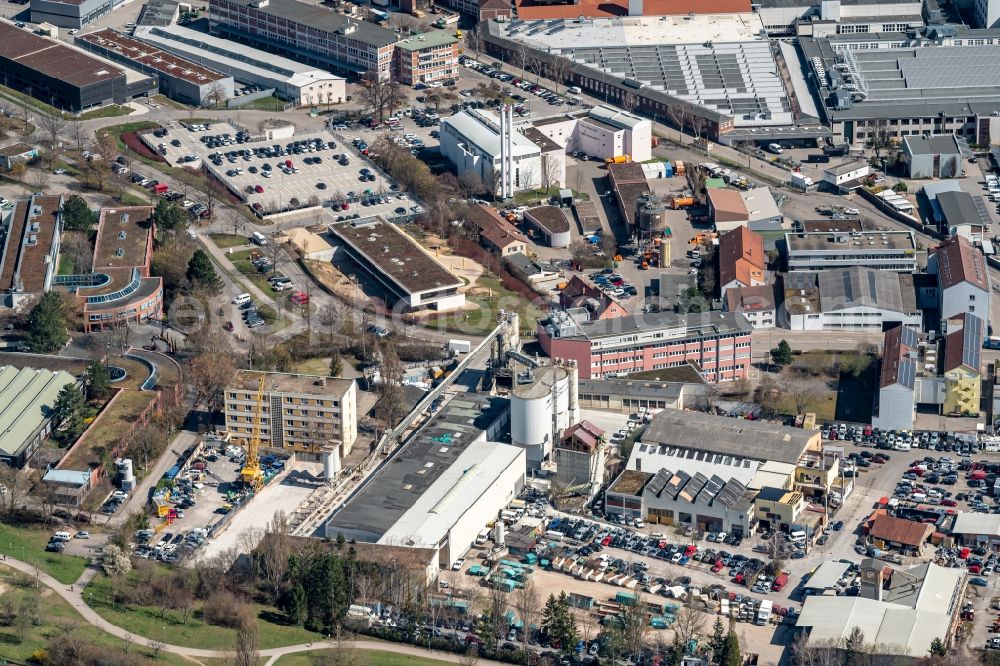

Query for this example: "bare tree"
[0,466,30,515]
[357,69,405,124]
[202,82,229,109]
[254,512,292,596]
[622,92,639,113]
[228,209,247,238]
[667,104,689,142]
[672,606,707,648]
[71,121,86,150]
[552,57,573,93]
[148,638,165,659]
[620,602,649,660]
[513,581,538,659]
[512,43,530,76]
[781,374,825,416]
[865,120,893,159]
[36,113,67,149]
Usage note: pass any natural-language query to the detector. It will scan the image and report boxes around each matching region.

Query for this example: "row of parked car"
[823,423,977,453]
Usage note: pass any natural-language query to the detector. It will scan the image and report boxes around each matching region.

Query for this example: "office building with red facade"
[536,310,753,382]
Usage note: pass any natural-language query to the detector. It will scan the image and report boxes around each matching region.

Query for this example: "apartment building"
[208,0,398,79]
[393,30,459,85]
[537,310,753,382]
[225,371,358,461]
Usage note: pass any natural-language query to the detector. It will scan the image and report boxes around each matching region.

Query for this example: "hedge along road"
[0,554,505,665]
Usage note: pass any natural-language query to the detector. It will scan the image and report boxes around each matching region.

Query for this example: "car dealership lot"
[142,122,410,220]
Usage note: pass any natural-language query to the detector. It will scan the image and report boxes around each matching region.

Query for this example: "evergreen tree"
[770,339,794,367]
[720,630,741,666]
[843,626,865,665]
[329,352,343,377]
[152,200,188,232]
[84,360,111,401]
[186,249,222,293]
[26,292,69,353]
[284,584,306,626]
[54,384,86,434]
[670,632,685,665]
[710,615,725,661]
[61,195,97,231]
[929,637,947,657]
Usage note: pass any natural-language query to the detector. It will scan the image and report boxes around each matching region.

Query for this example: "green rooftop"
[395,30,458,51]
[0,366,76,456]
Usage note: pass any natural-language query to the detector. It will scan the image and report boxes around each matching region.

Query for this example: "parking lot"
[141,122,411,220]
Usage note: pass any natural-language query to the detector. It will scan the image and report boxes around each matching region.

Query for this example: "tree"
[329,352,344,377]
[865,120,892,159]
[152,199,188,233]
[84,360,112,401]
[101,544,132,577]
[187,352,237,416]
[26,291,69,353]
[552,57,573,93]
[54,384,86,434]
[720,629,741,666]
[60,230,93,274]
[928,637,947,657]
[186,249,222,293]
[513,581,538,658]
[770,339,793,368]
[284,583,307,625]
[709,616,725,661]
[672,606,706,648]
[541,592,577,654]
[202,82,229,108]
[843,626,865,664]
[36,112,66,156]
[357,69,405,124]
[782,374,825,415]
[667,104,689,142]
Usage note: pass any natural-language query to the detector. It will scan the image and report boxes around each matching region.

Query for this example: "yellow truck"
[604,155,632,165]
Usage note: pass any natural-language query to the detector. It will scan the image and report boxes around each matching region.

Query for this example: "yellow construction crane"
[240,374,265,491]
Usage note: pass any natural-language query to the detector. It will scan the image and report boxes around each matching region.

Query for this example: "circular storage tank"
[638,198,670,232]
[511,389,550,452]
[323,449,341,480]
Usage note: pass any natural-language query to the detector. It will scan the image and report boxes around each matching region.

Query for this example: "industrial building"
[0,365,78,467]
[755,0,923,35]
[784,229,918,272]
[510,361,580,469]
[0,20,155,112]
[797,560,963,659]
[41,468,94,507]
[72,206,163,332]
[554,420,606,498]
[225,370,358,463]
[0,194,62,309]
[902,134,966,179]
[30,0,120,28]
[76,29,234,107]
[576,375,707,413]
[821,159,870,190]
[523,206,571,248]
[440,109,564,195]
[483,14,805,143]
[324,392,522,568]
[530,105,653,163]
[951,513,1000,548]
[537,309,754,382]
[801,560,853,597]
[133,24,346,106]
[393,30,459,86]
[327,217,465,311]
[512,0,749,20]
[606,162,651,232]
[208,0,399,79]
[797,29,1000,146]
[927,235,990,324]
[782,267,921,331]
[718,226,766,295]
[706,187,783,232]
[872,325,920,431]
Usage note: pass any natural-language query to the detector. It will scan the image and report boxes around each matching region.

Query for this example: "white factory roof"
[797,563,962,658]
[498,13,764,50]
[748,460,796,490]
[952,512,1000,535]
[627,440,759,487]
[588,104,647,130]
[378,441,525,549]
[442,109,541,159]
[133,24,342,85]
[804,561,851,591]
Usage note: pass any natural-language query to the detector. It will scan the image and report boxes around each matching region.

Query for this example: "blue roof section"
[43,469,91,485]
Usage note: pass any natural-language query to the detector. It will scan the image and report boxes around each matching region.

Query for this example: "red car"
[285,159,293,168]
[255,185,264,193]
[684,544,697,557]
[341,202,350,210]
[711,560,724,573]
[601,535,612,546]
[941,498,957,507]
[289,291,309,305]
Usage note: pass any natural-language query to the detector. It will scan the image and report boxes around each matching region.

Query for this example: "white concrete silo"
[510,365,569,470]
[552,365,571,433]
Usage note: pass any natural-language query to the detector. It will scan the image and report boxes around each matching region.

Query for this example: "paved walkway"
[0,555,500,664]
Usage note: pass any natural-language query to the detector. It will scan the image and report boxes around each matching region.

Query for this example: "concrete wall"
[941,281,989,322]
[872,383,916,430]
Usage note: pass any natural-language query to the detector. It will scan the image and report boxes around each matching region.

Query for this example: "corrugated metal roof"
[0,366,76,456]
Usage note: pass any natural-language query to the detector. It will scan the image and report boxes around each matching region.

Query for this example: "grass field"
[210,233,250,248]
[236,95,286,112]
[0,524,88,585]
[78,105,133,120]
[293,358,331,375]
[0,567,203,666]
[275,649,453,666]
[229,249,280,296]
[86,572,322,650]
[422,275,544,336]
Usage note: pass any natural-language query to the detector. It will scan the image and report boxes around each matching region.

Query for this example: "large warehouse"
[132,24,346,106]
[31,0,120,29]
[76,29,234,106]
[484,13,804,142]
[0,20,154,111]
[798,27,1000,146]
[324,393,524,568]
[327,217,465,311]
[0,365,78,468]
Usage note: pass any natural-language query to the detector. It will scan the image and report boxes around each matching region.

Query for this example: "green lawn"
[0,84,64,118]
[85,572,322,650]
[0,568,206,666]
[229,249,281,296]
[293,358,332,375]
[0,523,89,584]
[78,105,134,120]
[235,95,286,112]
[119,190,150,206]
[58,253,75,276]
[276,649,454,666]
[209,233,250,249]
[421,275,544,336]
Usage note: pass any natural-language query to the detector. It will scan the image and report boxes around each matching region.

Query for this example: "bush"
[202,590,250,628]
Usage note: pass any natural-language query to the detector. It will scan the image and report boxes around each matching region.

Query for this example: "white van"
[251,231,267,246]
[788,530,806,543]
[232,293,251,306]
[768,143,784,154]
[567,86,582,94]
[53,531,72,542]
